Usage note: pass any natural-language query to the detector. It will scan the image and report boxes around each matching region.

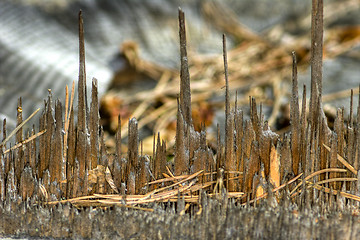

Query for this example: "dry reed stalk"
[323,144,357,175]
[0,108,40,147]
[63,81,75,161]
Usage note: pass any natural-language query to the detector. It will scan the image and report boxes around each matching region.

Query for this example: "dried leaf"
[105,166,119,194]
[269,143,280,188]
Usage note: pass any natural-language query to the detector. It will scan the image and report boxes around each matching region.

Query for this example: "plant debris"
[0,0,360,239]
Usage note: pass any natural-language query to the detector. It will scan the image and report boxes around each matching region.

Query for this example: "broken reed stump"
[1,1,360,238]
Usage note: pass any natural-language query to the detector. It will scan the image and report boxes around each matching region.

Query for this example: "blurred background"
[0,0,359,152]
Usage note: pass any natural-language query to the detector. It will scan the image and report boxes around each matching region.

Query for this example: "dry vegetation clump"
[0,0,360,239]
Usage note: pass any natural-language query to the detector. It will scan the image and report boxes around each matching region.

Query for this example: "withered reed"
[0,1,360,238]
